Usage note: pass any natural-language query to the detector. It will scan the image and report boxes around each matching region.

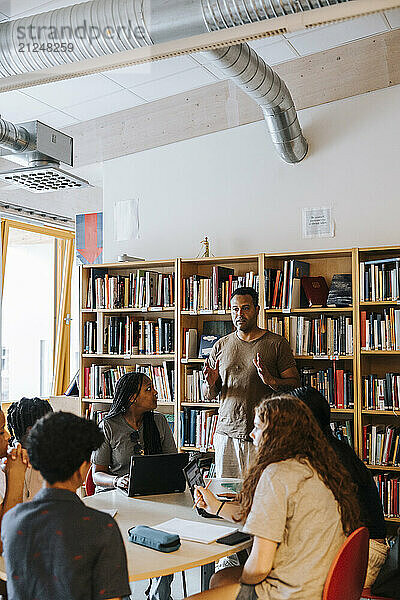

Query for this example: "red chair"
[361,589,395,600]
[85,465,96,496]
[323,527,369,600]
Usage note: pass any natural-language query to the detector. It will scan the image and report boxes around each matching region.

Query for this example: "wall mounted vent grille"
[0,166,90,193]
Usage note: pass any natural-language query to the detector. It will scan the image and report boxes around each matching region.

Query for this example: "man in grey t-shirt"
[203,287,300,477]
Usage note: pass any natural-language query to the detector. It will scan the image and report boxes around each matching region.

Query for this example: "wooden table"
[0,483,251,590]
[84,487,251,589]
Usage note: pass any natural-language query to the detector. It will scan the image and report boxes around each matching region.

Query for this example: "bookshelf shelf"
[181,358,204,364]
[360,350,400,355]
[181,310,230,315]
[331,408,354,413]
[82,307,175,314]
[360,301,400,306]
[181,446,215,453]
[265,307,352,314]
[366,464,400,471]
[82,398,113,404]
[181,402,220,408]
[82,353,175,360]
[295,355,353,360]
[362,409,400,415]
[385,517,400,523]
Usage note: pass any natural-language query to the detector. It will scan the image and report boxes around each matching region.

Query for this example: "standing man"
[203,287,300,477]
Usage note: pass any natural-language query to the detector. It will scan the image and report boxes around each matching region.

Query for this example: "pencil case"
[128,525,181,553]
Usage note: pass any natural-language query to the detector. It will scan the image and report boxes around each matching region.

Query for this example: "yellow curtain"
[52,238,74,395]
[1,219,74,397]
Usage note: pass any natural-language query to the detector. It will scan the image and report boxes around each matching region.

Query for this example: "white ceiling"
[0,2,399,128]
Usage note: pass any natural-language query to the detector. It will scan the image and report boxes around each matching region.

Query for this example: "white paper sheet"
[155,518,237,544]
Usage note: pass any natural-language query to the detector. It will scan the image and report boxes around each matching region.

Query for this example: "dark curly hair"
[26,412,104,485]
[7,397,53,445]
[237,395,361,536]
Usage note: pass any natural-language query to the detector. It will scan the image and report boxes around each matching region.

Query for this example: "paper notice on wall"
[302,207,334,239]
[113,198,140,242]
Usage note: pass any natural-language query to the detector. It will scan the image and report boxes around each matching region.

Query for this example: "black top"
[330,436,386,539]
[1,487,131,600]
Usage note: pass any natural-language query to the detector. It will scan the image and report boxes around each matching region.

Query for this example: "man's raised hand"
[203,358,220,388]
[253,353,277,389]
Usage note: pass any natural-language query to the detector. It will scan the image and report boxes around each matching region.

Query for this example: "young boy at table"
[1,412,131,600]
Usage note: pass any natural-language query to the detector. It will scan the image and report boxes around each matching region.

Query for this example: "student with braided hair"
[92,371,177,600]
[92,371,176,491]
[7,397,53,501]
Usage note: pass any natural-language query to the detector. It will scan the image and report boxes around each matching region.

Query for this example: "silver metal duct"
[201,44,308,163]
[0,0,356,162]
[0,118,30,153]
[0,119,91,192]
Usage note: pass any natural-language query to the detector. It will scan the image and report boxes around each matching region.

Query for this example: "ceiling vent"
[0,118,91,193]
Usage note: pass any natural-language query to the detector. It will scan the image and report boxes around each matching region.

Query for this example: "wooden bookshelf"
[80,259,179,441]
[79,246,400,521]
[356,245,400,522]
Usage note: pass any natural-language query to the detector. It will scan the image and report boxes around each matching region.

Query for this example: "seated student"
[291,385,388,588]
[195,395,360,600]
[1,412,131,600]
[92,371,177,490]
[7,397,53,500]
[92,371,177,600]
[0,407,28,534]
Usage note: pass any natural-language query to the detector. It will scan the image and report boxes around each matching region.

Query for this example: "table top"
[0,483,251,583]
[84,487,251,581]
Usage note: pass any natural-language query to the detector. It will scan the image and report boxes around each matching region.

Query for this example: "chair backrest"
[85,465,95,496]
[323,527,369,600]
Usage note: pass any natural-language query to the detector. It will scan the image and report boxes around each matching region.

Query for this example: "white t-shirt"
[243,459,345,600]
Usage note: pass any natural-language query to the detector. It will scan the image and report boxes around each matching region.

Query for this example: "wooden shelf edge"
[365,464,400,471]
[265,307,353,313]
[362,410,400,415]
[83,307,175,313]
[82,354,175,359]
[295,355,353,360]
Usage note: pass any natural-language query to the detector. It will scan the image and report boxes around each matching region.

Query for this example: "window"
[1,220,74,401]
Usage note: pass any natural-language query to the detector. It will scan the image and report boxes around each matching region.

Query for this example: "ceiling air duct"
[0,0,386,163]
[0,117,91,193]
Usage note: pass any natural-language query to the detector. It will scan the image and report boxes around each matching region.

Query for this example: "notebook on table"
[120,453,189,497]
[156,518,238,544]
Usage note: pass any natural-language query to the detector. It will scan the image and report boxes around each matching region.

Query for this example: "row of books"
[330,420,354,448]
[373,473,400,518]
[289,315,353,356]
[362,425,400,466]
[264,262,352,310]
[362,373,400,410]
[83,321,97,354]
[182,321,233,359]
[84,317,174,355]
[182,269,259,312]
[264,260,310,309]
[266,316,287,338]
[86,268,175,309]
[360,309,400,351]
[300,367,354,409]
[360,258,400,302]
[83,363,175,403]
[104,317,174,355]
[84,404,109,424]
[180,408,218,450]
[185,368,206,403]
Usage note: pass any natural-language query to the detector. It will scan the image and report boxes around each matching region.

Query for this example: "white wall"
[103,84,400,261]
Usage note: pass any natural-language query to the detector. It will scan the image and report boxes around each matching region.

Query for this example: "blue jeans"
[150,574,174,600]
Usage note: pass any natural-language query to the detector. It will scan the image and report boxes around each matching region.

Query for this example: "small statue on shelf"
[198,236,213,258]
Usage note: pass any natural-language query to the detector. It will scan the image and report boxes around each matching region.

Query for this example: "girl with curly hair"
[194,395,361,600]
